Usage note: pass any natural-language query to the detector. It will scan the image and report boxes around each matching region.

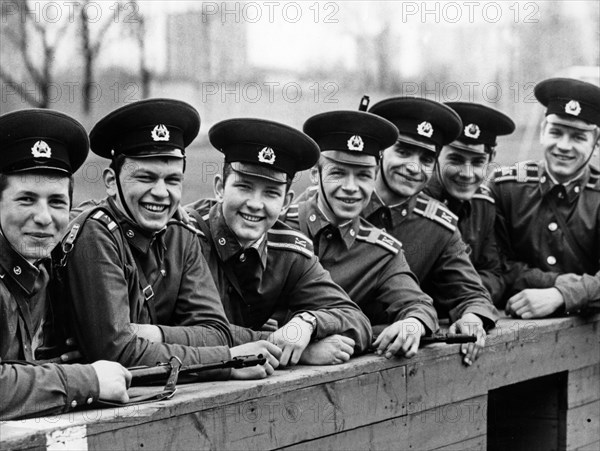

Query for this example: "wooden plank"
[567,364,600,409]
[282,395,487,451]
[432,435,485,450]
[576,440,600,450]
[559,400,600,450]
[87,366,406,450]
[407,321,599,411]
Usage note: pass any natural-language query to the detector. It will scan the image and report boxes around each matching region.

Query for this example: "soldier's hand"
[131,324,164,342]
[268,316,314,367]
[230,340,281,379]
[449,313,486,366]
[261,318,279,332]
[60,337,82,362]
[555,273,583,285]
[373,317,425,359]
[299,335,355,365]
[91,360,131,403]
[506,288,564,319]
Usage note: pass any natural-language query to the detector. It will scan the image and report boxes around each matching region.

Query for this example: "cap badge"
[31,140,52,158]
[417,121,434,138]
[151,124,170,141]
[347,135,364,151]
[464,123,481,139]
[565,100,581,116]
[258,147,276,165]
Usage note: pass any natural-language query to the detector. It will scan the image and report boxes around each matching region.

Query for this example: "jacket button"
[349,229,355,237]
[71,400,78,408]
[13,266,21,275]
[574,186,580,194]
[547,256,557,265]
[548,222,558,232]
[541,176,547,183]
[126,230,134,238]
[325,233,333,240]
[309,214,316,222]
[239,253,246,262]
[401,209,407,217]
[86,397,93,405]
[218,237,226,245]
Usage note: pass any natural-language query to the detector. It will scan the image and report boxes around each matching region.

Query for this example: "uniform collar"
[538,160,588,203]
[304,192,359,250]
[208,203,268,269]
[426,172,472,219]
[0,232,45,295]
[364,190,416,228]
[106,197,166,254]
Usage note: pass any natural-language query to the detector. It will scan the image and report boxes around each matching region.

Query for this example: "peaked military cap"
[303,110,399,166]
[0,109,89,175]
[90,98,200,159]
[209,118,320,183]
[445,102,515,154]
[369,97,462,153]
[535,78,600,130]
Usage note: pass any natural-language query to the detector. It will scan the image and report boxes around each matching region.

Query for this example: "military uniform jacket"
[1,234,100,420]
[185,199,372,353]
[62,197,233,371]
[284,189,438,333]
[425,172,505,305]
[362,192,498,328]
[489,161,600,312]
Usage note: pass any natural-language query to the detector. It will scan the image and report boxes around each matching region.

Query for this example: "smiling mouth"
[551,153,575,162]
[240,212,264,223]
[394,172,422,183]
[336,198,361,204]
[142,203,169,213]
[26,232,53,238]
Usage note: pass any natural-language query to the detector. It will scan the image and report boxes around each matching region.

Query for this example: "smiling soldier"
[61,99,280,380]
[489,78,600,318]
[424,102,515,305]
[186,118,372,367]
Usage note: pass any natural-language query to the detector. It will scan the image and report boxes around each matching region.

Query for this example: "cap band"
[396,133,437,153]
[230,161,288,183]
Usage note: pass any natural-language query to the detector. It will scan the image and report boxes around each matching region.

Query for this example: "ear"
[214,174,225,201]
[539,119,547,143]
[282,189,294,212]
[103,168,118,197]
[309,166,320,185]
[488,149,497,163]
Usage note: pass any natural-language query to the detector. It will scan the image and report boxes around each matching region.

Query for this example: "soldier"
[365,97,499,366]
[186,118,372,366]
[424,102,515,305]
[489,78,600,318]
[0,109,130,420]
[283,110,439,359]
[61,99,279,379]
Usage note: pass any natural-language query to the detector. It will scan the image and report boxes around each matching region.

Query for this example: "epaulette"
[493,161,540,184]
[181,209,208,237]
[356,223,401,255]
[267,223,314,258]
[285,204,299,219]
[414,195,458,232]
[586,166,600,190]
[472,184,495,204]
[89,209,119,233]
[168,217,204,237]
[60,208,119,260]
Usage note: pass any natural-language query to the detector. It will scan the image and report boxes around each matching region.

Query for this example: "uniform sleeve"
[373,251,439,334]
[0,361,99,420]
[425,231,499,330]
[555,270,600,313]
[475,214,507,307]
[158,233,233,348]
[284,255,373,353]
[489,180,560,298]
[66,221,232,376]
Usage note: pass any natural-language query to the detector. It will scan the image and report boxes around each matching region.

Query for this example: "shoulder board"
[286,204,299,219]
[472,185,495,204]
[61,207,119,257]
[167,217,204,236]
[586,166,600,190]
[356,223,401,255]
[414,195,458,232]
[493,161,540,184]
[267,223,314,258]
[89,209,119,233]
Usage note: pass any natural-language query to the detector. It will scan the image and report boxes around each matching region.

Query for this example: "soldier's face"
[106,157,184,232]
[0,172,70,263]
[540,121,599,183]
[379,142,435,199]
[315,160,377,224]
[437,146,490,201]
[215,171,293,248]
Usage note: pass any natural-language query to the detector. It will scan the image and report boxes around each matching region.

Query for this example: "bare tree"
[120,0,151,99]
[78,0,121,114]
[0,0,71,108]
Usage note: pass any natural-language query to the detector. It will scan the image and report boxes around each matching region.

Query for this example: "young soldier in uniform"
[186,118,372,366]
[62,100,279,379]
[283,110,439,359]
[365,97,499,366]
[0,109,130,420]
[489,78,600,318]
[424,102,515,305]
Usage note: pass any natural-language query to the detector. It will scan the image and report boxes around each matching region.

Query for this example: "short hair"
[222,162,293,192]
[0,172,74,206]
